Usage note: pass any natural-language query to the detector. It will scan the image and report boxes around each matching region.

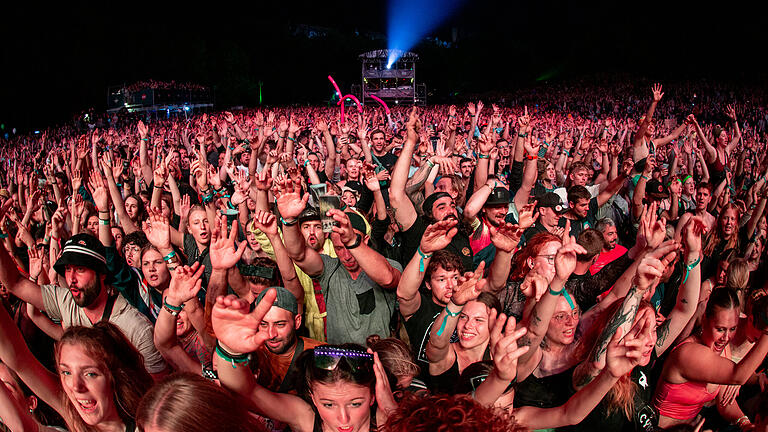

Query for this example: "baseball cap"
[485,187,510,206]
[645,179,669,198]
[345,212,367,234]
[536,192,567,214]
[256,286,298,316]
[422,192,452,218]
[53,233,108,276]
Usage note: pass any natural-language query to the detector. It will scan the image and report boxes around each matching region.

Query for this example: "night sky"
[1,1,765,132]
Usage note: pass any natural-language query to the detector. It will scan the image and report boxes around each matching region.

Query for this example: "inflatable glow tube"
[369,95,391,115]
[341,94,363,113]
[327,75,343,101]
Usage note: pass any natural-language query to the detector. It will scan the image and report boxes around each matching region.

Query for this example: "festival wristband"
[563,289,576,310]
[215,342,250,369]
[436,303,462,336]
[682,255,701,284]
[417,247,433,273]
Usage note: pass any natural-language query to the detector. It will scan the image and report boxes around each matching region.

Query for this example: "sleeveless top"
[513,365,576,409]
[652,340,719,420]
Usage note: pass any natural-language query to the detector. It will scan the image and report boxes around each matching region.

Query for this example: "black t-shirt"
[514,366,576,409]
[374,152,398,171]
[560,197,599,239]
[568,352,659,432]
[403,291,444,372]
[401,216,475,271]
[569,253,633,312]
[497,280,526,322]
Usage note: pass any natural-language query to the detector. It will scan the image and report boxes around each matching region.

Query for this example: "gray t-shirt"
[313,255,400,345]
[41,284,167,374]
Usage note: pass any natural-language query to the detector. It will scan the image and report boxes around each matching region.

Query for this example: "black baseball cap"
[536,192,567,214]
[646,179,669,198]
[485,187,510,207]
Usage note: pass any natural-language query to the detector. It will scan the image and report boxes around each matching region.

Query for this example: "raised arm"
[389,107,421,231]
[398,220,458,319]
[0,200,45,310]
[155,263,206,374]
[655,217,703,355]
[327,209,401,290]
[273,178,324,276]
[517,236,587,380]
[212,291,315,430]
[251,210,303,306]
[0,295,64,417]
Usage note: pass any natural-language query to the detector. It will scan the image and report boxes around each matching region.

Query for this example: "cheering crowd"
[0,81,767,432]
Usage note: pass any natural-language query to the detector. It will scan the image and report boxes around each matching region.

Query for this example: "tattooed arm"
[572,284,643,389]
[573,241,678,389]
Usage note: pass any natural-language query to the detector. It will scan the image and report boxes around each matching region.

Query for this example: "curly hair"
[382,393,521,432]
[55,322,153,432]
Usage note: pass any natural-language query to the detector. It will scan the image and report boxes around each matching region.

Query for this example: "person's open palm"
[212,291,276,354]
[451,262,487,306]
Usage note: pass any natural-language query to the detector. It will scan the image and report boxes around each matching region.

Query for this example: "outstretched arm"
[389,108,421,231]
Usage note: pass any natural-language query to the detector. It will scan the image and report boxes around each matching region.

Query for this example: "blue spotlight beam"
[387,0,463,65]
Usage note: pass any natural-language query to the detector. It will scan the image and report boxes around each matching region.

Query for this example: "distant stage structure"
[354,50,426,106]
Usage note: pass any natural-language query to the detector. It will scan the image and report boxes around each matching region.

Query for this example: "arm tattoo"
[518,334,532,348]
[590,286,639,362]
[656,320,671,348]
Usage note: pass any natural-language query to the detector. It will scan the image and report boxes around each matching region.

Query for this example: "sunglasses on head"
[313,347,373,374]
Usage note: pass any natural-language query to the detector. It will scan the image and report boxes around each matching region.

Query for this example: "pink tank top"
[652,341,719,420]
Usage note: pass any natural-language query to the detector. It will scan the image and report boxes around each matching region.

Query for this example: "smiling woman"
[0,301,153,432]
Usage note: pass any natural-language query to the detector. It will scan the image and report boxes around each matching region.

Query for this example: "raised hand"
[420,219,459,254]
[637,203,666,250]
[683,216,706,254]
[489,222,523,253]
[87,171,109,212]
[27,244,45,281]
[143,207,172,250]
[520,270,549,301]
[451,261,487,306]
[327,209,356,245]
[166,262,205,306]
[634,240,678,290]
[209,215,247,270]
[212,291,277,354]
[137,120,149,139]
[371,350,397,416]
[253,169,273,192]
[273,177,309,220]
[517,202,539,230]
[554,234,588,281]
[489,314,529,382]
[251,210,278,237]
[724,104,737,122]
[651,83,664,102]
[605,317,649,378]
[71,169,83,192]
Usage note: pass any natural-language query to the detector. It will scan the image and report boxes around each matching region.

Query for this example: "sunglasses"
[313,347,373,374]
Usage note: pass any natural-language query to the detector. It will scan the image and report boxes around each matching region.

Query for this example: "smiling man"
[254,286,321,393]
[0,233,167,377]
